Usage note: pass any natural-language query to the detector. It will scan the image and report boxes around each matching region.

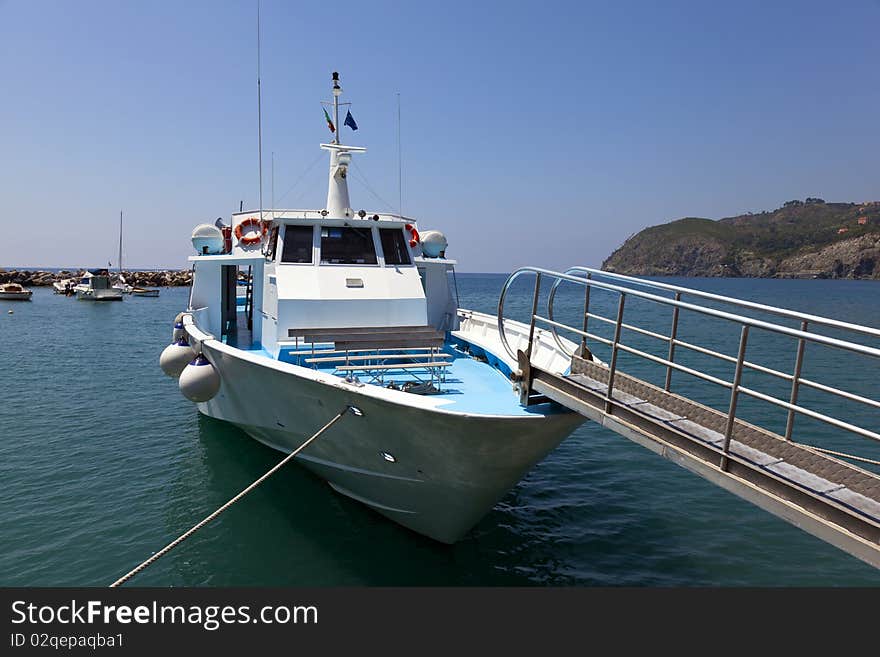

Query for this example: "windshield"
[379,228,412,265]
[320,227,378,265]
[281,225,314,263]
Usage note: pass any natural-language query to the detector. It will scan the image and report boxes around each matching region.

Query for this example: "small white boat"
[132,287,160,297]
[113,275,133,295]
[0,283,33,300]
[74,269,124,301]
[53,278,77,295]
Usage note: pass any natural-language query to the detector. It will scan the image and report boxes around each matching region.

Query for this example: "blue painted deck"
[218,302,556,416]
[268,339,560,417]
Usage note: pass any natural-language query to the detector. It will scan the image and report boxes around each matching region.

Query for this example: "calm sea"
[1,275,879,586]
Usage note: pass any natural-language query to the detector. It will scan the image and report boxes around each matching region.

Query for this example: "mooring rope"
[109,406,361,587]
[800,443,880,467]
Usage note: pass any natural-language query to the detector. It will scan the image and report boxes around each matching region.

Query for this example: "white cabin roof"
[230,209,419,226]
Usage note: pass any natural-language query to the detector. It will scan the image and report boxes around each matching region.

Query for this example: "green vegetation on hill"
[602,199,880,279]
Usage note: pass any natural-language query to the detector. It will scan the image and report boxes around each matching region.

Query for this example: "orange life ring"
[234,217,266,246]
[405,223,420,248]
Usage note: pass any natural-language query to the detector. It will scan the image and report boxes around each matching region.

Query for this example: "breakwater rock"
[0,269,193,287]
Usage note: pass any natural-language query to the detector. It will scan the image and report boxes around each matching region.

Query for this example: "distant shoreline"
[0,268,193,287]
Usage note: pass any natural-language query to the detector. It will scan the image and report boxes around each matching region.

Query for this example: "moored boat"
[160,73,589,543]
[132,287,160,297]
[74,269,124,301]
[0,283,33,300]
[112,277,133,295]
[52,278,77,295]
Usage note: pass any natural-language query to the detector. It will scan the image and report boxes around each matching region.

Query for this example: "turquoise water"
[1,276,879,586]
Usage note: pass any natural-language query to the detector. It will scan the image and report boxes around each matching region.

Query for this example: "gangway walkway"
[498,267,880,569]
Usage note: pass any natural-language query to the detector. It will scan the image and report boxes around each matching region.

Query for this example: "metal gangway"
[498,267,880,569]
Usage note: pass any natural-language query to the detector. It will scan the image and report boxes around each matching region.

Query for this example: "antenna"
[397,92,402,220]
[256,0,264,229]
[271,151,275,218]
[332,71,342,145]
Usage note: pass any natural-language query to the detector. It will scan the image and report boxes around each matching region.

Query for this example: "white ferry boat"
[160,74,587,542]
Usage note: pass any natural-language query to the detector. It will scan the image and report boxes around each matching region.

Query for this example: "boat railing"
[497,266,880,468]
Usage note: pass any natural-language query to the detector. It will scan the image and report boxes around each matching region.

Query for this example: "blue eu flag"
[344,109,358,131]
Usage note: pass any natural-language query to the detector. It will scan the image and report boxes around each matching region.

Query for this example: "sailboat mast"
[256,1,264,227]
[118,210,123,274]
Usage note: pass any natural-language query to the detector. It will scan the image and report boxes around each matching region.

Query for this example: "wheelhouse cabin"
[188,211,459,358]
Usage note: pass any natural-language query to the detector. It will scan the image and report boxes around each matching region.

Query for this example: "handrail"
[504,267,880,360]
[584,310,795,382]
[498,266,880,461]
[564,266,880,340]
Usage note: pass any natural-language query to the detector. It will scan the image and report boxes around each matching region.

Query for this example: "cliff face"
[777,234,879,278]
[602,201,880,279]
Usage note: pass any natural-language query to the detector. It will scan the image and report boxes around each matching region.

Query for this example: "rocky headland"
[603,199,880,279]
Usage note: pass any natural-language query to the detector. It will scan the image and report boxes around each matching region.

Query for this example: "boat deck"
[218,297,567,417]
[236,340,562,417]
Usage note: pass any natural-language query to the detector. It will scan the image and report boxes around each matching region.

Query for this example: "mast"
[256,0,264,227]
[320,72,366,218]
[118,211,123,276]
[332,72,341,145]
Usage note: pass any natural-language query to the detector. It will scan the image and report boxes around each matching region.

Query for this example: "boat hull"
[196,341,584,543]
[75,289,124,301]
[0,292,32,301]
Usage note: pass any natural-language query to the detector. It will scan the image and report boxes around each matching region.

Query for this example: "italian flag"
[323,108,335,133]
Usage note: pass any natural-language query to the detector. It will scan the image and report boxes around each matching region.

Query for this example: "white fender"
[159,339,195,378]
[179,354,221,402]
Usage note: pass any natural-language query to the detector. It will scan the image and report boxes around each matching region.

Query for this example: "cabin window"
[319,227,378,265]
[379,228,411,266]
[281,225,314,263]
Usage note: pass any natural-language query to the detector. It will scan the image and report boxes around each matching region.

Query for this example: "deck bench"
[286,325,446,350]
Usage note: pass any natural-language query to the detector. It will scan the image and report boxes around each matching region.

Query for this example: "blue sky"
[2,0,879,272]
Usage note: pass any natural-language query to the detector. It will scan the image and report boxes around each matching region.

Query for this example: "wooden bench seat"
[278,345,436,354]
[336,337,445,350]
[304,352,451,364]
[288,325,441,338]
[286,325,446,351]
[334,362,452,372]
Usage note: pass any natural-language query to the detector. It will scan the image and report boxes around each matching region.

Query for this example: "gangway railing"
[499,267,880,464]
[497,267,880,567]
